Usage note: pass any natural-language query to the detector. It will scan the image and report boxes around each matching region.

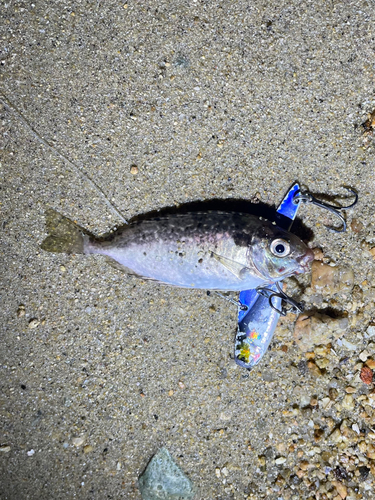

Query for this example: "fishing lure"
[234,184,358,370]
[234,183,301,369]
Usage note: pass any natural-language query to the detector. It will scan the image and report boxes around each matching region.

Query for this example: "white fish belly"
[90,235,267,291]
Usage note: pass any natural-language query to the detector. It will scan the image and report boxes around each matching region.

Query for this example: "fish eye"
[270,238,290,257]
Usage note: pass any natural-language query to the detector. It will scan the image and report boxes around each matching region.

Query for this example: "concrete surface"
[1,0,375,499]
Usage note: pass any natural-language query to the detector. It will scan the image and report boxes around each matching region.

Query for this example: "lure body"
[235,286,281,368]
[42,210,313,291]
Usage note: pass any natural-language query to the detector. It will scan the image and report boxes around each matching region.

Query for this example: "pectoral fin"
[210,251,248,280]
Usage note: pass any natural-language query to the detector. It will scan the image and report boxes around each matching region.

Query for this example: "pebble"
[360,366,373,384]
[312,247,324,261]
[221,467,229,476]
[17,304,25,317]
[352,423,360,434]
[275,457,286,464]
[342,395,355,410]
[365,359,375,369]
[332,480,348,499]
[138,447,194,500]
[130,165,138,175]
[307,361,322,377]
[83,445,93,454]
[321,397,332,409]
[311,262,354,295]
[294,312,347,351]
[72,437,85,447]
[341,338,357,351]
[365,325,375,338]
[359,350,370,362]
[27,449,35,456]
[28,318,40,329]
[350,219,364,233]
[0,445,11,453]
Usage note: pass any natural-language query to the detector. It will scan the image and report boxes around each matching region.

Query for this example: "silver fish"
[41,210,314,291]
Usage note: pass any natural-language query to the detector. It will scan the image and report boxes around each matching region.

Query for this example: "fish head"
[249,223,314,281]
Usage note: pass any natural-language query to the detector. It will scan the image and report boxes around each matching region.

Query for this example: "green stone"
[138,448,195,500]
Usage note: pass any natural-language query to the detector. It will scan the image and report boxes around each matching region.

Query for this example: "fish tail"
[41,209,88,254]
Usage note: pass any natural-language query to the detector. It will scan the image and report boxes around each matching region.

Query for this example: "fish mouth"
[295,249,314,274]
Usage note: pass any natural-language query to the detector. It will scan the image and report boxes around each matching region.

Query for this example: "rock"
[72,437,85,447]
[307,361,322,377]
[311,262,354,295]
[312,247,324,261]
[17,305,25,317]
[340,338,357,351]
[350,219,364,233]
[258,455,266,466]
[352,423,360,434]
[359,350,370,362]
[341,395,355,410]
[332,480,348,499]
[329,428,343,444]
[130,165,139,175]
[316,358,330,369]
[365,359,375,369]
[0,445,11,453]
[138,448,195,500]
[329,388,339,400]
[358,466,370,481]
[294,312,347,351]
[365,325,375,338]
[360,366,373,384]
[366,443,375,459]
[83,445,93,454]
[28,318,40,329]
[322,397,332,410]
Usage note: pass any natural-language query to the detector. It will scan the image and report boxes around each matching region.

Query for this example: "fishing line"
[0,95,128,224]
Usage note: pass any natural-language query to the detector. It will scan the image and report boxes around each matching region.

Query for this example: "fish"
[41,209,314,291]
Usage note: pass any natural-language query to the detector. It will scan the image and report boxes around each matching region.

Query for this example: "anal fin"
[104,256,144,277]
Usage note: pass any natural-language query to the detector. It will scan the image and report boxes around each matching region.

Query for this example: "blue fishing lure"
[234,183,301,369]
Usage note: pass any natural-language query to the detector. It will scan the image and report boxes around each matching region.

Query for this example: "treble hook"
[256,282,305,316]
[292,187,358,232]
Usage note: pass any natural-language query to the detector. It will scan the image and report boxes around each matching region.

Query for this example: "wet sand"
[1,1,375,499]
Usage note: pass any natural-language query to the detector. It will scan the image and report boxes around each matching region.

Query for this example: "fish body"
[42,210,313,291]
